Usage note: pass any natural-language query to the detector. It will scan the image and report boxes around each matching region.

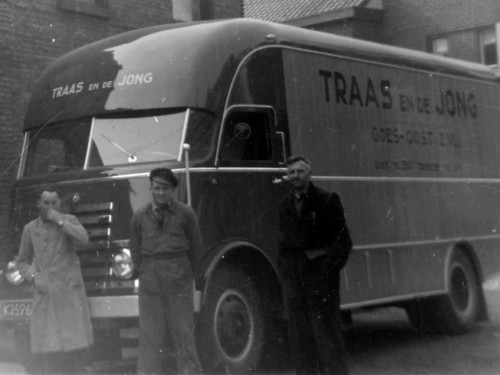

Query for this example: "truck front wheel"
[197,266,264,373]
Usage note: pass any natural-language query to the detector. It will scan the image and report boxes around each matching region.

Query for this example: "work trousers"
[279,251,348,375]
[31,348,89,374]
[137,256,200,375]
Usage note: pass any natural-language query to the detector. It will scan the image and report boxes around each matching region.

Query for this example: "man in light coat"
[17,185,93,374]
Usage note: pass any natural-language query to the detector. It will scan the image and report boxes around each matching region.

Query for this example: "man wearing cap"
[129,168,203,374]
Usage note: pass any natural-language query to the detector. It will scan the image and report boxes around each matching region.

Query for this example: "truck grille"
[73,202,113,246]
[72,202,133,294]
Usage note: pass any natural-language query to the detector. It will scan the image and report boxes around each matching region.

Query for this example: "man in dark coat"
[129,167,203,375]
[17,185,93,374]
[278,155,352,375]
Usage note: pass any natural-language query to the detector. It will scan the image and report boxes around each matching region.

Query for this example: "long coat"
[278,182,352,374]
[17,215,94,353]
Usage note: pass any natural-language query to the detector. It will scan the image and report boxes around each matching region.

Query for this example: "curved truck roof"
[24,18,498,131]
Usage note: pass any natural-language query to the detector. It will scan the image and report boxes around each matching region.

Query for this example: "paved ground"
[346,285,500,375]
[0,329,23,375]
[1,272,500,375]
[0,330,25,375]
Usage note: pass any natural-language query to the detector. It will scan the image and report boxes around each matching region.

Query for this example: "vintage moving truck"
[1,18,500,372]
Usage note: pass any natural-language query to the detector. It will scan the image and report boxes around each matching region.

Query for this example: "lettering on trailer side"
[318,69,478,119]
[319,70,393,110]
[283,49,494,177]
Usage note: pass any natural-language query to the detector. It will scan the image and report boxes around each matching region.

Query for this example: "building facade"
[244,0,500,67]
[381,0,500,68]
[0,0,242,260]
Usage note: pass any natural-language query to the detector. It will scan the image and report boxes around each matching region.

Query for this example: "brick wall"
[212,0,243,18]
[201,0,243,19]
[313,19,382,43]
[0,0,241,262]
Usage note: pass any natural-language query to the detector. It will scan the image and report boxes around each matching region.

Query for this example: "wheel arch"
[196,240,286,372]
[200,240,284,318]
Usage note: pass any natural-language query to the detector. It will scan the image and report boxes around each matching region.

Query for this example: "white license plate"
[0,300,32,320]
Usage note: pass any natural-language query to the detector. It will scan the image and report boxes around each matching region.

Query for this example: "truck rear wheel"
[198,266,264,373]
[406,249,481,334]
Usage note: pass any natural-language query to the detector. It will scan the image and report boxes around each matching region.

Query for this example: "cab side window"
[220,111,272,162]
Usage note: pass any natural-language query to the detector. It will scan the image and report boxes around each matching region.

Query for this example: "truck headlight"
[111,249,134,279]
[5,259,24,285]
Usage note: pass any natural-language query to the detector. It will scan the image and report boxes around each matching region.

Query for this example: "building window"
[431,37,449,56]
[479,28,498,66]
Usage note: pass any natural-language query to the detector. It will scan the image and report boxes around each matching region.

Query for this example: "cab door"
[202,106,288,253]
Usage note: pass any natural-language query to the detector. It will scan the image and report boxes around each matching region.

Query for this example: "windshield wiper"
[100,134,137,162]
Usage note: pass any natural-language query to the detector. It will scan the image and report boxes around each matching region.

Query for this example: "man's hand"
[46,208,64,224]
[322,249,349,274]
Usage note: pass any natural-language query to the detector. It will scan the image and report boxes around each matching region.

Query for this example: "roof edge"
[284,1,383,28]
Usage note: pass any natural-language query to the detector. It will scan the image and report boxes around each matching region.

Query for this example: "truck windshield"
[23,112,190,176]
[88,112,185,167]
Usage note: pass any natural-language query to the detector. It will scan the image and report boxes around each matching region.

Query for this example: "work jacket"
[17,215,94,353]
[129,200,204,271]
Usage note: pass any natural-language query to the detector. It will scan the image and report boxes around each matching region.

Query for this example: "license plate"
[0,300,32,320]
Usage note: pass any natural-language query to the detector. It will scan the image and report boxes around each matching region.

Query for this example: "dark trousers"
[279,252,348,375]
[137,256,200,375]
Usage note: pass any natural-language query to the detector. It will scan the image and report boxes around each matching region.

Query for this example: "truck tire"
[198,265,264,374]
[406,249,481,334]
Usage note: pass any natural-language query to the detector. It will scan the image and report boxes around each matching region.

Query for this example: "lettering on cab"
[50,72,154,99]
